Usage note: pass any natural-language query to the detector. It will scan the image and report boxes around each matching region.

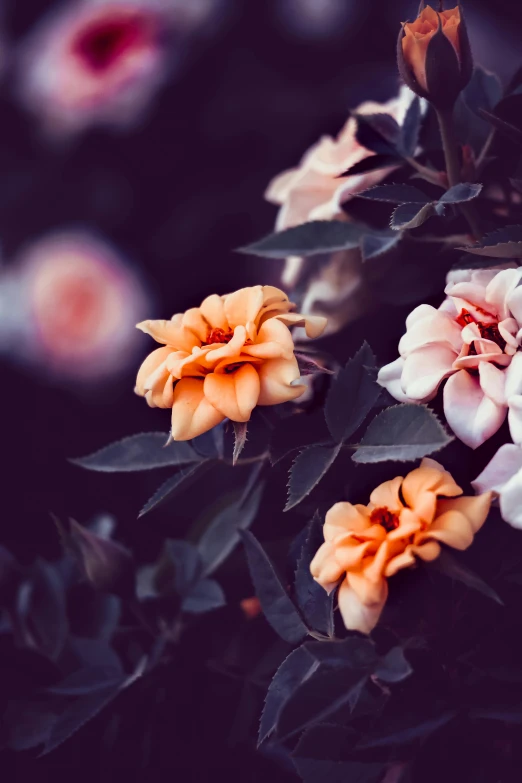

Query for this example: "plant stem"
[437,107,482,241]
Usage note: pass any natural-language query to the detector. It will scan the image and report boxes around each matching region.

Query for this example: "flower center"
[456,309,507,353]
[370,507,400,532]
[73,14,150,72]
[206,328,234,345]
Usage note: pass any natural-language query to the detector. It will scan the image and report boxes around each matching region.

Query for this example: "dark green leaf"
[426,549,503,605]
[24,560,68,660]
[459,224,522,258]
[464,66,502,115]
[401,96,422,157]
[182,578,226,614]
[285,443,342,511]
[304,637,378,671]
[138,461,209,517]
[198,482,264,577]
[277,665,370,740]
[5,700,57,751]
[159,540,202,595]
[325,342,380,443]
[353,404,453,463]
[232,421,248,465]
[293,725,383,783]
[40,684,124,756]
[68,638,123,672]
[339,153,402,178]
[71,433,200,472]
[390,202,439,231]
[258,646,319,746]
[477,108,522,143]
[357,184,431,204]
[240,530,308,644]
[375,647,413,683]
[355,113,402,156]
[439,183,482,203]
[239,221,365,258]
[361,232,400,262]
[358,712,455,749]
[47,666,124,696]
[294,513,334,637]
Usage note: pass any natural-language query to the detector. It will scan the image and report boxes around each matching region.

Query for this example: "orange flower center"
[206,327,234,345]
[370,507,400,532]
[456,308,507,353]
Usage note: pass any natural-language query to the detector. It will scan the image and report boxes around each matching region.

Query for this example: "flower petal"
[486,267,522,320]
[369,476,403,512]
[435,493,492,535]
[199,294,229,330]
[499,472,522,529]
[323,502,371,540]
[182,308,209,343]
[275,312,327,338]
[310,542,345,587]
[384,548,416,577]
[478,361,507,406]
[242,317,295,360]
[171,378,225,441]
[202,325,248,365]
[203,363,260,422]
[401,344,457,401]
[472,443,522,495]
[425,510,475,550]
[338,575,387,634]
[443,369,507,449]
[257,357,305,405]
[224,286,264,330]
[135,346,172,397]
[136,319,199,352]
[377,357,410,402]
[398,310,462,355]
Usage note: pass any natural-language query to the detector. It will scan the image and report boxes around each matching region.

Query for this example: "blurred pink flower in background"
[0,231,148,383]
[17,0,221,137]
[265,86,418,335]
[276,0,359,40]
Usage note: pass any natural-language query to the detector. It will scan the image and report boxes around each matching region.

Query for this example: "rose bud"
[68,519,136,598]
[397,2,473,108]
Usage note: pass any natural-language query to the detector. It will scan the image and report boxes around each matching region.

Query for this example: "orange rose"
[135,285,326,441]
[398,3,472,107]
[310,458,491,634]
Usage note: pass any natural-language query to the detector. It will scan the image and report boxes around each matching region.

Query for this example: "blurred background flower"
[0,231,148,382]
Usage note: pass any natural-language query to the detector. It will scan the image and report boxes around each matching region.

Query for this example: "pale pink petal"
[171,378,225,441]
[203,363,260,422]
[504,351,522,399]
[506,285,522,325]
[338,576,387,634]
[472,444,522,494]
[485,267,522,320]
[508,396,522,446]
[499,472,522,529]
[377,357,410,402]
[478,361,507,406]
[401,345,456,401]
[405,303,440,330]
[257,357,305,405]
[398,311,462,355]
[443,369,507,449]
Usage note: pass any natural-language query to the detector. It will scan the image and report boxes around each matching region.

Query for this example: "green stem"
[437,107,482,241]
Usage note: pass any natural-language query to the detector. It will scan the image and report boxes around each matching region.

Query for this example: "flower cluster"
[135,285,326,440]
[311,459,491,634]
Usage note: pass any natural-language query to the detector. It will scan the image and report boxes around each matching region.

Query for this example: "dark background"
[2,1,522,779]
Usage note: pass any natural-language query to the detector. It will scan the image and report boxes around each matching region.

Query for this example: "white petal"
[398,310,462,355]
[377,357,410,402]
[472,443,522,494]
[486,267,522,321]
[500,471,522,529]
[443,369,507,449]
[508,396,522,445]
[505,351,522,398]
[401,345,456,401]
[478,361,507,406]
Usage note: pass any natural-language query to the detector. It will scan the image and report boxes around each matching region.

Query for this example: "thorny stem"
[437,107,482,241]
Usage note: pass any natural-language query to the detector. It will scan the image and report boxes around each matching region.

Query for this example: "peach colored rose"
[402,5,461,92]
[311,458,491,634]
[265,86,418,334]
[378,266,522,450]
[135,285,326,440]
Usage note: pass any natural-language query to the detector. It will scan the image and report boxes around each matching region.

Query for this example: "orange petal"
[310,541,345,587]
[425,510,474,550]
[257,357,305,405]
[275,312,327,338]
[182,308,209,342]
[338,576,387,634]
[335,539,376,571]
[401,461,462,518]
[384,548,417,577]
[411,540,441,562]
[435,493,492,534]
[171,378,225,441]
[224,286,265,330]
[388,508,423,540]
[243,318,295,360]
[203,325,248,365]
[369,476,404,513]
[199,294,229,330]
[203,363,260,422]
[324,502,371,541]
[136,319,199,352]
[135,346,172,397]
